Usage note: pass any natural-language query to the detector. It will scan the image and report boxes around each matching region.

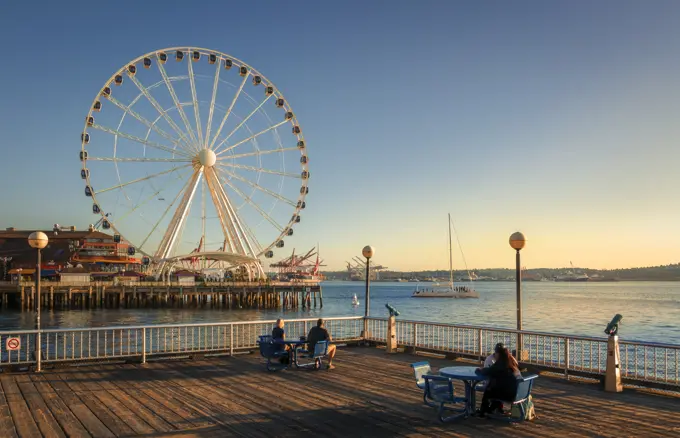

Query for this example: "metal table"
[439,366,488,417]
[283,340,308,367]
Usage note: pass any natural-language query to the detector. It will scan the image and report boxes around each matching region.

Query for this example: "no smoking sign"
[6,337,21,351]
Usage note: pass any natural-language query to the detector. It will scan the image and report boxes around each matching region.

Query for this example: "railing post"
[229,324,234,356]
[413,323,418,353]
[36,331,42,372]
[564,337,570,380]
[478,328,483,364]
[141,327,147,364]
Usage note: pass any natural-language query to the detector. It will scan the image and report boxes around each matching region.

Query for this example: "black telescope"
[385,303,400,317]
[604,314,623,336]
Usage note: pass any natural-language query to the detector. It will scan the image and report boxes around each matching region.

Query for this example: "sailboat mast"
[448,213,453,287]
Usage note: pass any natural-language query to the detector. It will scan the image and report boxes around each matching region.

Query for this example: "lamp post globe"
[28,231,48,372]
[362,245,374,259]
[28,231,49,249]
[509,232,526,251]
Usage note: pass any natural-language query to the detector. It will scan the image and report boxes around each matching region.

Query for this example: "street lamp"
[362,246,374,318]
[28,231,48,372]
[509,231,526,359]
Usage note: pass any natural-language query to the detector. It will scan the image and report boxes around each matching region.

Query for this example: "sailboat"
[351,294,360,307]
[412,214,479,299]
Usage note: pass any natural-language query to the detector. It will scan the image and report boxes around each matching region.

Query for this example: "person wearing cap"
[306,318,337,369]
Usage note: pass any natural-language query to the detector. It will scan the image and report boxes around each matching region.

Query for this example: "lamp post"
[362,245,374,317]
[509,232,526,360]
[28,231,48,372]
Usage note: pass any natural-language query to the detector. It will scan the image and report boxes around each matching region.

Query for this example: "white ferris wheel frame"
[79,47,309,278]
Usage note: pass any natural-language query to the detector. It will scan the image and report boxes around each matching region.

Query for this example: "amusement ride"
[79,47,309,280]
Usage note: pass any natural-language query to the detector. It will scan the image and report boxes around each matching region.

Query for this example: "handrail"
[365,316,680,349]
[0,315,363,335]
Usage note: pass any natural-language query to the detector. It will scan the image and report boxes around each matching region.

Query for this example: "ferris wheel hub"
[197,148,217,167]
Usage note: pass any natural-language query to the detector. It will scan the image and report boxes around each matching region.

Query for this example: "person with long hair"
[475,344,521,417]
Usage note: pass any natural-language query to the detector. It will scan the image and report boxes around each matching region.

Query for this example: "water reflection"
[1,281,678,344]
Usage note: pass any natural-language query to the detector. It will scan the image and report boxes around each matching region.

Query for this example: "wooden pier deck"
[1,348,678,437]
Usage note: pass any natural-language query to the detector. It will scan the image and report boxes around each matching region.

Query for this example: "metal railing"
[365,317,680,388]
[0,316,363,367]
[2,315,678,389]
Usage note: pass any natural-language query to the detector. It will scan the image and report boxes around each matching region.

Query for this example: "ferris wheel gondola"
[79,47,309,278]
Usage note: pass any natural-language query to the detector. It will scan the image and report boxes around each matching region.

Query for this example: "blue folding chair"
[423,375,468,422]
[410,361,438,407]
[258,335,289,372]
[489,374,539,422]
[297,340,328,370]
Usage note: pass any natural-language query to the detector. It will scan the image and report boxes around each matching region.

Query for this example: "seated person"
[475,345,521,417]
[306,318,337,369]
[271,319,290,359]
[480,342,504,391]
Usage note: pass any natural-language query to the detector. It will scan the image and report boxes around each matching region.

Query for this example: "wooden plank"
[13,374,66,438]
[75,369,157,435]
[29,373,91,438]
[40,374,115,438]
[0,377,18,438]
[56,368,136,437]
[84,366,175,434]
[1,348,679,438]
[0,375,42,438]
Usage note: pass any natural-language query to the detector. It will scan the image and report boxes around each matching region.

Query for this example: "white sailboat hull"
[412,289,479,298]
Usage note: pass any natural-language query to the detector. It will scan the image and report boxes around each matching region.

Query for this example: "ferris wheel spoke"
[215,119,289,157]
[88,156,192,163]
[156,60,200,149]
[208,73,249,150]
[215,166,297,207]
[94,164,192,195]
[127,74,196,151]
[114,167,194,224]
[217,147,299,161]
[213,95,274,154]
[217,162,300,178]
[137,170,196,252]
[187,57,204,147]
[90,124,193,158]
[106,95,192,152]
[215,170,285,233]
[204,62,221,149]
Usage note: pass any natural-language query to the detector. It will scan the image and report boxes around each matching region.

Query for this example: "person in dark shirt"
[306,318,337,369]
[475,344,521,417]
[272,318,285,342]
[271,319,290,360]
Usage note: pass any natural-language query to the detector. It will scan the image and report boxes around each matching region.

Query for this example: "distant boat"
[351,294,360,306]
[555,262,590,282]
[412,214,479,299]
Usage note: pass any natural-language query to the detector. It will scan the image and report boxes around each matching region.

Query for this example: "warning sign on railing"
[6,337,21,351]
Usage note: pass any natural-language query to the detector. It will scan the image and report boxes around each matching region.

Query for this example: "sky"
[1,0,680,271]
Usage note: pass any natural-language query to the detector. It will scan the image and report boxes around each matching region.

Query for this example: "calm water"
[1,281,678,344]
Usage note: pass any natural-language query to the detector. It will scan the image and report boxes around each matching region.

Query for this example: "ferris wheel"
[79,47,309,278]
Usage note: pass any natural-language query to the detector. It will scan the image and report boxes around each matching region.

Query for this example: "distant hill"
[322,263,680,281]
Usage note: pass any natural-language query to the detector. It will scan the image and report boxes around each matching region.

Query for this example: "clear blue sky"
[1,0,680,271]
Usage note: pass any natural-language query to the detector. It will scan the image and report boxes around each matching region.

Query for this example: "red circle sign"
[7,338,20,350]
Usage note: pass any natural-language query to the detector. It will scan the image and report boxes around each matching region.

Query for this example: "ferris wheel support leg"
[153,170,203,276]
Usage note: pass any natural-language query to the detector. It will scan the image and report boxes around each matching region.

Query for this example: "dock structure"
[0,282,323,311]
[0,348,678,437]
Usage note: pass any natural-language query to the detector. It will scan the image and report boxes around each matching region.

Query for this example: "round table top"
[439,366,488,381]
